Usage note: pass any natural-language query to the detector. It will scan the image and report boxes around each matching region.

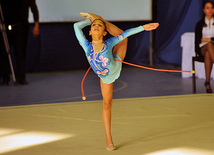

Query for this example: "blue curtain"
[153,0,203,66]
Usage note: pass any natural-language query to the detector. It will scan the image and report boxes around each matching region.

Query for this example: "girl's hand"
[142,23,159,31]
[201,38,211,43]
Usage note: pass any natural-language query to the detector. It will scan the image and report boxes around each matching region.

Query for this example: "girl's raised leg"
[103,20,128,60]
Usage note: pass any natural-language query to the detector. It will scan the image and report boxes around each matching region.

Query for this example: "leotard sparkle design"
[74,19,144,84]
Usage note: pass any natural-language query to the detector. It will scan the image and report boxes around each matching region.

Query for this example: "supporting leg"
[100,79,115,149]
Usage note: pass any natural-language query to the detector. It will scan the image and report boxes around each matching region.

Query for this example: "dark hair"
[91,19,107,31]
[202,0,214,27]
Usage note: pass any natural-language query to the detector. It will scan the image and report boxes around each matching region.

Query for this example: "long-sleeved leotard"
[74,19,144,84]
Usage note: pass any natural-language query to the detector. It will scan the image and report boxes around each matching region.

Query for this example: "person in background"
[0,0,25,85]
[0,0,39,86]
[21,0,39,52]
[195,0,214,93]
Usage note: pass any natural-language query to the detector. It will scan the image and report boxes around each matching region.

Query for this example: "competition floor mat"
[0,94,214,155]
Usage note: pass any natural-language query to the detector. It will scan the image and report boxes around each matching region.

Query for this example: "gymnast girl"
[74,12,159,151]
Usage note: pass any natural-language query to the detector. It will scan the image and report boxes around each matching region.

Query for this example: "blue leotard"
[74,19,144,84]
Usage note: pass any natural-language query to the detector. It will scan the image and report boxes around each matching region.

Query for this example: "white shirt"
[202,17,214,38]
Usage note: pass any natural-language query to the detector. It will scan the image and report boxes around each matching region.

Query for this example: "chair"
[192,54,204,93]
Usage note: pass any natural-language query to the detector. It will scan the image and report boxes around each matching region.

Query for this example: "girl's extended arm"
[73,19,91,51]
[109,23,159,46]
[109,26,145,47]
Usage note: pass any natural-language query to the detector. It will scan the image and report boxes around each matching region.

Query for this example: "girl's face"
[90,20,107,37]
[203,2,214,17]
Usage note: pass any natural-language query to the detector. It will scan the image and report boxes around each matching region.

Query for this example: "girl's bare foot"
[80,12,90,19]
[80,12,102,22]
[106,136,115,150]
[106,144,116,151]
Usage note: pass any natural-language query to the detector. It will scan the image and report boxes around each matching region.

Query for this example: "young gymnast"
[74,12,159,151]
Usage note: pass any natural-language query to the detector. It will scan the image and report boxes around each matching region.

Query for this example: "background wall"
[29,0,152,22]
[24,0,209,72]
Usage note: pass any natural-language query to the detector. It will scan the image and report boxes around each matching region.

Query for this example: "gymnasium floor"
[0,68,214,155]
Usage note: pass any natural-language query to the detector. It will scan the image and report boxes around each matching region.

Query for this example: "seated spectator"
[195,0,214,93]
